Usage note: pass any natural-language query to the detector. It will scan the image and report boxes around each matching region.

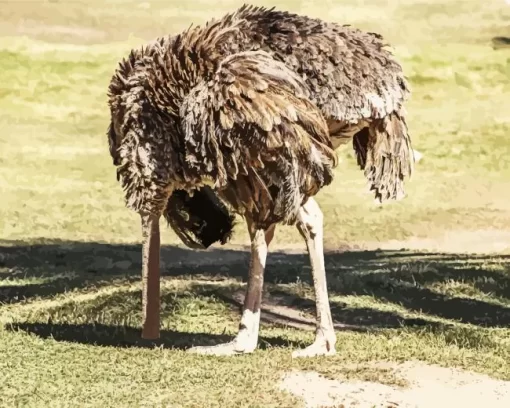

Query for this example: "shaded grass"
[1,240,510,405]
[1,242,509,366]
[1,242,509,406]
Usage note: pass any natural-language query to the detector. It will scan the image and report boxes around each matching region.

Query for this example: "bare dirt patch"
[252,230,510,256]
[359,230,510,254]
[280,361,510,408]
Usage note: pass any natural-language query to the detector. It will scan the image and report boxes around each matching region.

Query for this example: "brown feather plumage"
[106,4,414,248]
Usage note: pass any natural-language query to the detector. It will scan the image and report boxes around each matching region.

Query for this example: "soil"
[280,361,510,408]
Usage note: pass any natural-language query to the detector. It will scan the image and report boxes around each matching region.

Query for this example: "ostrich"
[107,5,414,357]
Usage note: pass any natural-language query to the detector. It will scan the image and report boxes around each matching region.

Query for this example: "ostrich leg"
[292,198,336,358]
[187,221,276,356]
[140,212,162,340]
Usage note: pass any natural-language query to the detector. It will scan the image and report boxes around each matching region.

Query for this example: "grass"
[1,0,510,406]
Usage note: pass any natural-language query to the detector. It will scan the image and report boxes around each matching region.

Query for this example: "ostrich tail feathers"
[353,110,414,202]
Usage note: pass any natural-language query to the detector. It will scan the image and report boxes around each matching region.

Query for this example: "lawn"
[1,0,510,407]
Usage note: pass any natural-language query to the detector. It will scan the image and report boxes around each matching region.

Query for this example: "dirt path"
[226,229,510,256]
[357,230,510,254]
[280,361,510,408]
[215,229,510,258]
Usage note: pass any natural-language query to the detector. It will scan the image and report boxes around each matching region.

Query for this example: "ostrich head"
[164,187,236,249]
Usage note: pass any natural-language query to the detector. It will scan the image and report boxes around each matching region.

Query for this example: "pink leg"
[140,213,162,340]
[187,221,276,355]
[293,198,336,358]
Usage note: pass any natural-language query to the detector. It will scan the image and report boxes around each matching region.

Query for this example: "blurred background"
[1,0,509,251]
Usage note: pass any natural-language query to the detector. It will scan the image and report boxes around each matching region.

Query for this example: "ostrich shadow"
[2,238,510,350]
[7,322,298,350]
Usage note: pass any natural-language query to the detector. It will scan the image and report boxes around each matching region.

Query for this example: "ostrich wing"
[243,8,411,124]
[180,50,338,226]
[246,11,415,201]
[244,11,414,201]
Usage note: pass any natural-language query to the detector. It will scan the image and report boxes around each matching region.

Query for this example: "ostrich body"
[107,5,414,357]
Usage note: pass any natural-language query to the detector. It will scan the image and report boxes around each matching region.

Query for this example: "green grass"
[1,0,510,406]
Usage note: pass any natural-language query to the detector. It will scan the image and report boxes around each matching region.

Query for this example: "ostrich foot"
[292,331,337,358]
[187,331,257,356]
[188,225,269,357]
[187,310,260,356]
[187,338,255,356]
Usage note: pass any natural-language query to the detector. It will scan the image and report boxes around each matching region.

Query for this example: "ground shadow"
[7,322,296,350]
[1,239,510,330]
[204,287,448,331]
